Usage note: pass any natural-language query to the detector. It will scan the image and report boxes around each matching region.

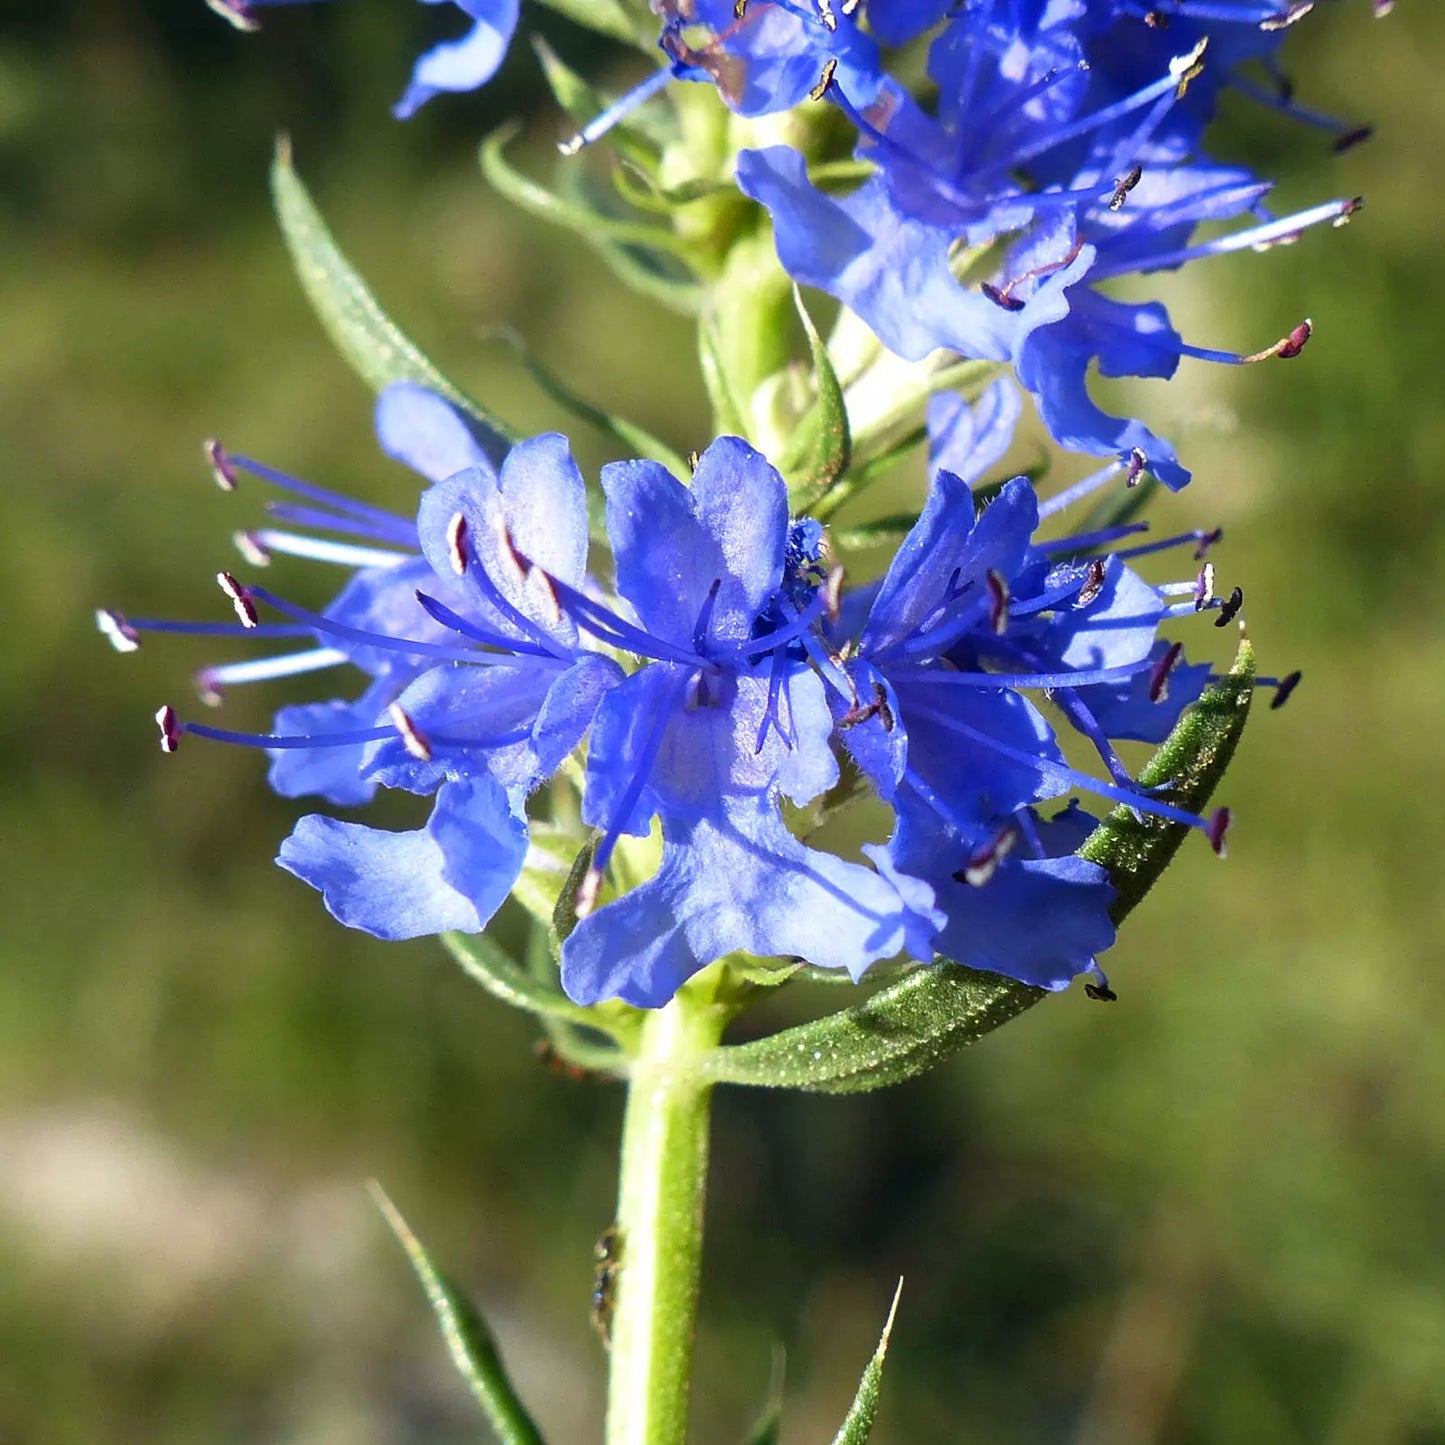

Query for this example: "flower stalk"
[605,985,732,1445]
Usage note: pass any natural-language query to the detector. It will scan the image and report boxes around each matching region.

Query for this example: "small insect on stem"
[591,1225,623,1351]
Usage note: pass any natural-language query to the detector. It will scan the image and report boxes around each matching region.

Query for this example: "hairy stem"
[604,989,731,1445]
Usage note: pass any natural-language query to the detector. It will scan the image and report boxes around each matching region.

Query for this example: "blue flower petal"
[561,797,937,1007]
[601,438,787,648]
[277,777,526,939]
[267,681,392,806]
[374,382,499,485]
[393,0,520,119]
[928,378,1022,487]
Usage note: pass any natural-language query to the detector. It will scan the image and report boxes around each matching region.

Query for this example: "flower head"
[105,381,1264,1006]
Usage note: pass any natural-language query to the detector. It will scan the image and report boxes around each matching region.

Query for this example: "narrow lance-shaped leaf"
[442,930,638,1051]
[782,288,852,512]
[487,326,692,480]
[368,1184,548,1445]
[699,314,752,439]
[480,125,696,261]
[699,960,1043,1093]
[270,138,517,466]
[700,634,1256,1093]
[830,1282,904,1445]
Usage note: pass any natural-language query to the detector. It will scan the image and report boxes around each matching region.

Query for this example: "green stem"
[605,988,731,1445]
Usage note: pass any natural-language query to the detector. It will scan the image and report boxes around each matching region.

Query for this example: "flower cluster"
[732,0,1367,488]
[215,0,1379,487]
[101,380,1267,1007]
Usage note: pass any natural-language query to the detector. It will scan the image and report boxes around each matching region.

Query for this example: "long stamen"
[906,701,1228,848]
[242,530,413,570]
[1038,455,1137,519]
[243,584,517,666]
[558,66,675,155]
[197,647,349,698]
[207,442,413,542]
[885,659,1156,690]
[413,589,561,658]
[1091,198,1361,281]
[97,608,313,646]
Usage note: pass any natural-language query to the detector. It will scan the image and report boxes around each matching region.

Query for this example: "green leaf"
[700,961,1043,1094]
[529,0,646,47]
[740,1346,787,1445]
[1080,631,1255,924]
[481,124,695,262]
[830,1282,903,1445]
[443,929,636,1048]
[487,327,692,479]
[588,235,706,317]
[270,137,517,466]
[782,288,852,510]
[701,635,1256,1093]
[531,36,612,129]
[699,313,752,439]
[369,1184,548,1445]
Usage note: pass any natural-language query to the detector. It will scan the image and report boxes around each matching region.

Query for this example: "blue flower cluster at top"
[102,382,1252,1009]
[215,0,1372,487]
[720,0,1367,489]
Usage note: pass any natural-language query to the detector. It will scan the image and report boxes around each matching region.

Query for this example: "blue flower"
[109,416,940,1004]
[738,15,1360,487]
[208,0,520,118]
[560,438,942,1007]
[820,381,1234,988]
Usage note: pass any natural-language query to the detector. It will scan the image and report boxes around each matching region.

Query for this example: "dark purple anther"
[205,438,239,492]
[1149,640,1183,703]
[1270,669,1302,710]
[1261,2,1314,31]
[953,822,1020,887]
[1277,319,1313,359]
[1193,562,1216,612]
[388,703,433,762]
[1215,586,1244,627]
[1193,527,1224,560]
[233,531,271,567]
[1332,127,1374,155]
[1084,981,1118,1002]
[1206,806,1232,858]
[217,571,258,628]
[985,569,1010,634]
[1126,448,1147,487]
[205,0,260,31]
[155,704,181,754]
[873,681,895,733]
[1110,165,1143,212]
[981,282,1026,313]
[446,512,470,577]
[96,608,141,654]
[1077,559,1107,607]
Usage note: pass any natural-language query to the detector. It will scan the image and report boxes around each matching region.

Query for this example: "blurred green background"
[2,3,1442,1441]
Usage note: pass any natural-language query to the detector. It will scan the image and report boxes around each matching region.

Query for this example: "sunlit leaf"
[271,138,517,466]
[369,1184,548,1445]
[829,1282,903,1445]
[701,635,1256,1092]
[782,288,852,510]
